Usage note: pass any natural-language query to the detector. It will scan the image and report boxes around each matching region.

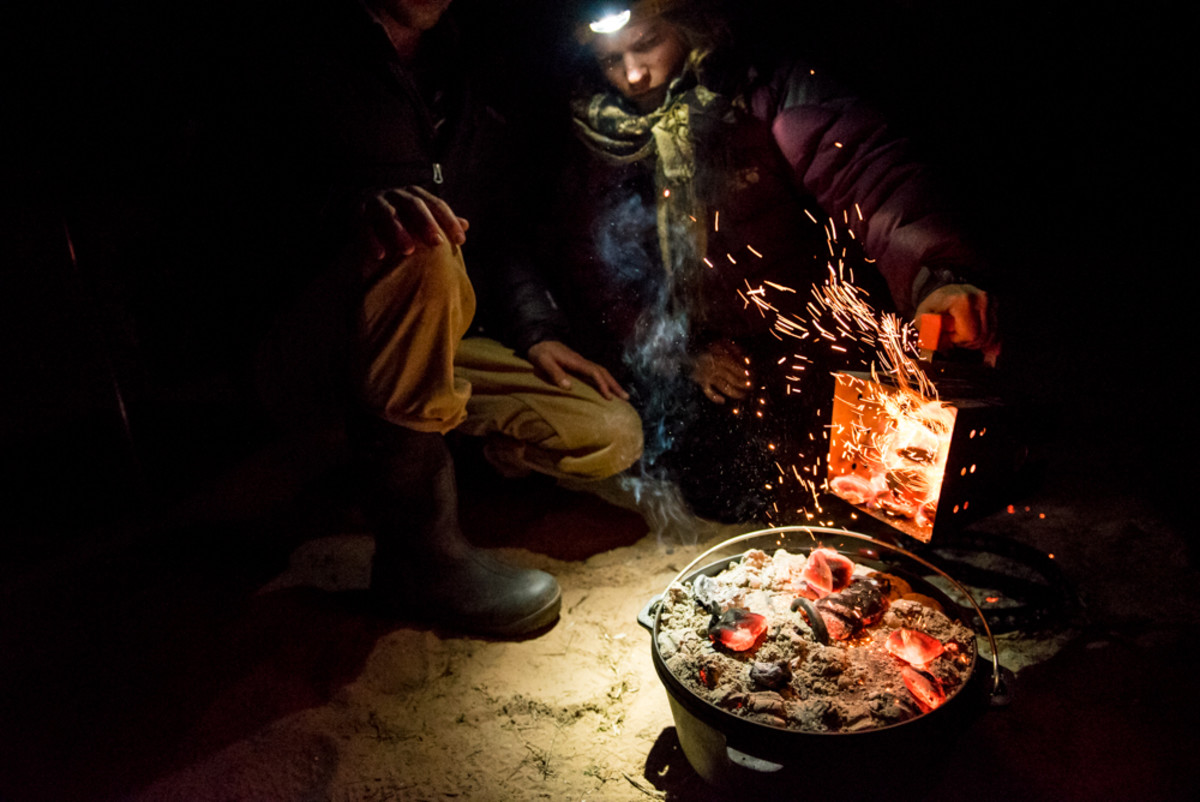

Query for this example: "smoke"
[593,189,702,541]
[594,193,657,283]
[617,473,703,545]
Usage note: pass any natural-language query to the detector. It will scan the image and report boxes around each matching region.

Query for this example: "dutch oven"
[637,526,1007,792]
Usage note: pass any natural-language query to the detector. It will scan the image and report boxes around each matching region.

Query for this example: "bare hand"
[362,186,469,260]
[527,340,629,401]
[691,340,752,404]
[914,284,1001,366]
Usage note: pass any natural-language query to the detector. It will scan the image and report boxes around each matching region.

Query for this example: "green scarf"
[571,52,722,278]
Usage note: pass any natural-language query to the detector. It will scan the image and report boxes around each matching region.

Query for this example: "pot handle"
[637,595,662,632]
[726,745,785,775]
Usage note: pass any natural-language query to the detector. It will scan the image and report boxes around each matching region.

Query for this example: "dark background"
[0,3,1192,800]
[2,0,1187,584]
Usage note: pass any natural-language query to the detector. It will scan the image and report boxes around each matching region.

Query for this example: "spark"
[735,215,951,532]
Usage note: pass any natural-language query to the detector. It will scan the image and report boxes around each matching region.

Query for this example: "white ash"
[655,548,977,732]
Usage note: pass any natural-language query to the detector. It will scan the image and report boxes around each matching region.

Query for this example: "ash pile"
[656,548,976,732]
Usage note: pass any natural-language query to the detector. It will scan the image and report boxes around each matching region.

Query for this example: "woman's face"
[590,18,689,113]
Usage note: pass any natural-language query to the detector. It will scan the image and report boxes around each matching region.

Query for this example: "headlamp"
[578,0,683,42]
[589,9,633,34]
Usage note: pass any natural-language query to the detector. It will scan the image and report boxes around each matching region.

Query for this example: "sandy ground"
[97,446,1194,802]
[1,396,1195,802]
[122,478,743,802]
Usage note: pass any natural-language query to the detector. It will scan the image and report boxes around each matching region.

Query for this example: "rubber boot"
[353,415,561,636]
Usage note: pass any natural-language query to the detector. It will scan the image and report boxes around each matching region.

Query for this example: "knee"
[608,400,644,465]
[364,240,471,311]
[571,400,644,480]
[412,242,465,295]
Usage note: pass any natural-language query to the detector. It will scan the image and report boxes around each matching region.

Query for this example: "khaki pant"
[262,236,642,482]
[454,336,643,480]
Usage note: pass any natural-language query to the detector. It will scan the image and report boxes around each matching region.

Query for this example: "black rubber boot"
[353,416,561,636]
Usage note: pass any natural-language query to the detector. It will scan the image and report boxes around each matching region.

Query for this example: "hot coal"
[815,576,889,639]
[749,660,793,690]
[800,547,855,596]
[886,628,946,665]
[901,666,947,712]
[708,608,768,651]
[656,548,975,733]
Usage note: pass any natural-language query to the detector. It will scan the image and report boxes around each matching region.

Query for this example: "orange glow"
[901,666,946,713]
[885,629,945,665]
[800,547,854,596]
[738,214,957,528]
[708,608,767,651]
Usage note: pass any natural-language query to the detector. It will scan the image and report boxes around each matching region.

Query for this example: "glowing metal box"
[827,369,1020,543]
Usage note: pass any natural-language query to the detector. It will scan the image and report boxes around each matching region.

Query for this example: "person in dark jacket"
[215,0,644,636]
[535,0,999,522]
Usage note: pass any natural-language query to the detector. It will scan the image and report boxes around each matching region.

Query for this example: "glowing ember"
[813,576,888,640]
[659,547,977,733]
[901,666,947,712]
[829,472,873,506]
[800,547,855,596]
[708,608,768,651]
[885,628,945,665]
[828,371,955,540]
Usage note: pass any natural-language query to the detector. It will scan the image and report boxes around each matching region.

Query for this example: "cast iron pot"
[637,526,1006,792]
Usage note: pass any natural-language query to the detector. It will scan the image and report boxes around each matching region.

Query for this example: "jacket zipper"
[433,163,444,184]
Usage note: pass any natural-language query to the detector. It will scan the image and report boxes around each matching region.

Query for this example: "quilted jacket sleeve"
[758,60,983,314]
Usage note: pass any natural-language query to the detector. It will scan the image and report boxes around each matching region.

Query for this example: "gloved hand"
[914,284,1001,366]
